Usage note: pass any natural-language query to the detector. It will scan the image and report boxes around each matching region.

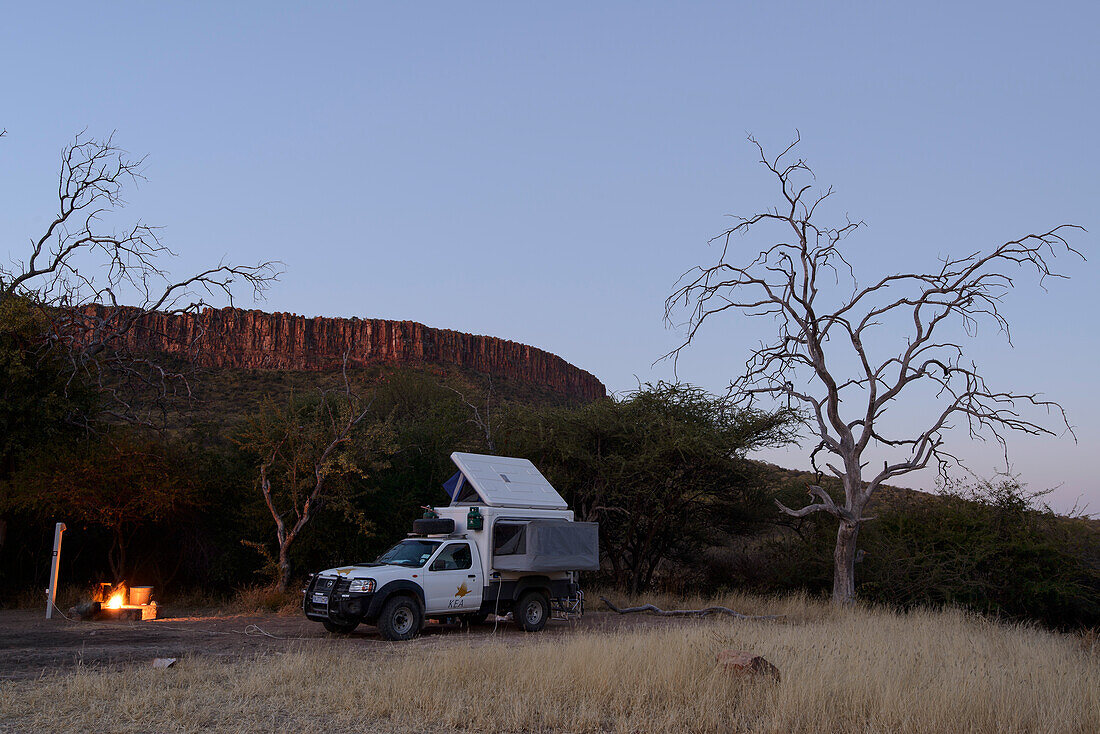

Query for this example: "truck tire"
[322,619,359,634]
[377,595,422,641]
[514,591,550,632]
[412,518,455,535]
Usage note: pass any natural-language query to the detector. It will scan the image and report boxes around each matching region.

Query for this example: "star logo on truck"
[455,582,471,598]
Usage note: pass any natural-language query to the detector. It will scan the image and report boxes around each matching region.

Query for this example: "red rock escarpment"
[88,306,606,401]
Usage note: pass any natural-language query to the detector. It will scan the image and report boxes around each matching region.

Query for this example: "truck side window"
[494,522,526,555]
[431,543,472,571]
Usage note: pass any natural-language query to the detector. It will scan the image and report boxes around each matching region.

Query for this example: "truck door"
[423,541,483,614]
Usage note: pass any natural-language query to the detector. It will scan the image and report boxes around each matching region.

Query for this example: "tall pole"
[46,522,66,619]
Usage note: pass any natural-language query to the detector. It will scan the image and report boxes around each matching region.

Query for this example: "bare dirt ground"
[0,606,683,681]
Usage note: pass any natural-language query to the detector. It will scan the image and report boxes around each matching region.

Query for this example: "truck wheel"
[377,596,422,641]
[514,591,550,632]
[322,619,359,634]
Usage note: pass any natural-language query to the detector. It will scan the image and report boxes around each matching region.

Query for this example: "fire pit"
[72,582,158,621]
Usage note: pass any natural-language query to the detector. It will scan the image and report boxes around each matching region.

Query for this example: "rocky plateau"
[86,306,606,401]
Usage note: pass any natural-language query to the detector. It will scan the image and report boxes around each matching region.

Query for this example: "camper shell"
[302,452,598,640]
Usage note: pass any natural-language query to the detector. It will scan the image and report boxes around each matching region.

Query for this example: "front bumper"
[303,576,374,623]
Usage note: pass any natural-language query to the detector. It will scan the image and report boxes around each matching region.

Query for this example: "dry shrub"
[229,585,302,615]
[2,595,1097,733]
[10,583,94,612]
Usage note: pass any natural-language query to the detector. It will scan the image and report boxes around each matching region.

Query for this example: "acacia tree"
[237,377,396,592]
[667,135,1081,604]
[5,429,202,582]
[501,382,794,592]
[0,295,97,476]
[0,129,280,423]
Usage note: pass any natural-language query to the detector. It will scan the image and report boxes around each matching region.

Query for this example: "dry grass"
[2,593,1097,733]
[11,583,90,612]
[224,585,303,616]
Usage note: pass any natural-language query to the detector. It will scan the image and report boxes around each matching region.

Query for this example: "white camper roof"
[449,452,568,509]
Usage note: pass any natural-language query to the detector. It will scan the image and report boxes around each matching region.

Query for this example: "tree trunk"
[109,525,127,583]
[276,539,291,594]
[832,520,859,604]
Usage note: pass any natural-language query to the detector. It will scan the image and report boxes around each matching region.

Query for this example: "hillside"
[752,460,1100,530]
[751,461,938,514]
[179,362,591,433]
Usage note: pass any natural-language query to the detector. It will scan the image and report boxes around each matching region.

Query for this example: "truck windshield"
[376,539,442,568]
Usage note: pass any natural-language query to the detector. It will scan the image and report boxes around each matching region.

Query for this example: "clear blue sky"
[3,2,1097,512]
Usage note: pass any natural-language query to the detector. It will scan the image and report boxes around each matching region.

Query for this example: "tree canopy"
[500,382,795,592]
[236,388,396,591]
[5,428,203,581]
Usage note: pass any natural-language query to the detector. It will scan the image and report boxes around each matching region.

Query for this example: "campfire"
[72,582,158,621]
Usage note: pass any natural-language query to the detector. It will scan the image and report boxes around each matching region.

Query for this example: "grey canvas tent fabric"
[493,520,599,572]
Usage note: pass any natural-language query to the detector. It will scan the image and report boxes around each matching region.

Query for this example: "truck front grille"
[308,576,338,616]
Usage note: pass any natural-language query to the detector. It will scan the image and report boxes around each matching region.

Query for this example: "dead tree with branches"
[1,130,281,424]
[667,135,1082,604]
[447,373,497,452]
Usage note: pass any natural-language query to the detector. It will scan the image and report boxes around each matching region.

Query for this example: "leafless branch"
[1,130,283,425]
[447,374,496,451]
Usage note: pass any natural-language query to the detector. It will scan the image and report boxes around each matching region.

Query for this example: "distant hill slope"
[752,461,937,511]
[84,305,606,402]
[180,362,592,432]
[752,461,1100,529]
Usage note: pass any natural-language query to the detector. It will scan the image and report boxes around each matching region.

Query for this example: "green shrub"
[857,476,1100,628]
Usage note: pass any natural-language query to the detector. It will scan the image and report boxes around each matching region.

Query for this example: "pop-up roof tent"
[441,452,599,572]
[442,452,568,509]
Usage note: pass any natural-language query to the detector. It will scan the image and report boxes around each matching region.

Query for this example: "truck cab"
[303,452,599,640]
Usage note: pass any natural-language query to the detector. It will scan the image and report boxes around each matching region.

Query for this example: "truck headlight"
[348,578,375,594]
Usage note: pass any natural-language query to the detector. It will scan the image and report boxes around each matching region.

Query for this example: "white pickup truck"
[303,452,599,640]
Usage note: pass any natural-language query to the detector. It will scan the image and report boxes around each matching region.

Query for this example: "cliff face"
[94,306,606,401]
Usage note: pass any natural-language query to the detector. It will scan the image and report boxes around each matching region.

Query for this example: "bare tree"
[667,135,1082,604]
[1,130,281,423]
[447,373,497,452]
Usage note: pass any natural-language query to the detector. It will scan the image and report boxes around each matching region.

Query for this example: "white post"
[45,522,66,619]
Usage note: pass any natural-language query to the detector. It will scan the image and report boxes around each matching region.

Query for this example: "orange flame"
[105,591,125,609]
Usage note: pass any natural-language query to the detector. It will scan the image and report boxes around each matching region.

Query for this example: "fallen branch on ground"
[600,597,782,620]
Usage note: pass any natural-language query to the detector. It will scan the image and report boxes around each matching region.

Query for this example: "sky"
[2,2,1097,513]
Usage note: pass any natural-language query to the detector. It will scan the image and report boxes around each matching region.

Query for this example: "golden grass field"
[1,591,1097,733]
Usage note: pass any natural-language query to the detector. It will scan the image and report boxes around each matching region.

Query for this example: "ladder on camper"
[551,590,584,621]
